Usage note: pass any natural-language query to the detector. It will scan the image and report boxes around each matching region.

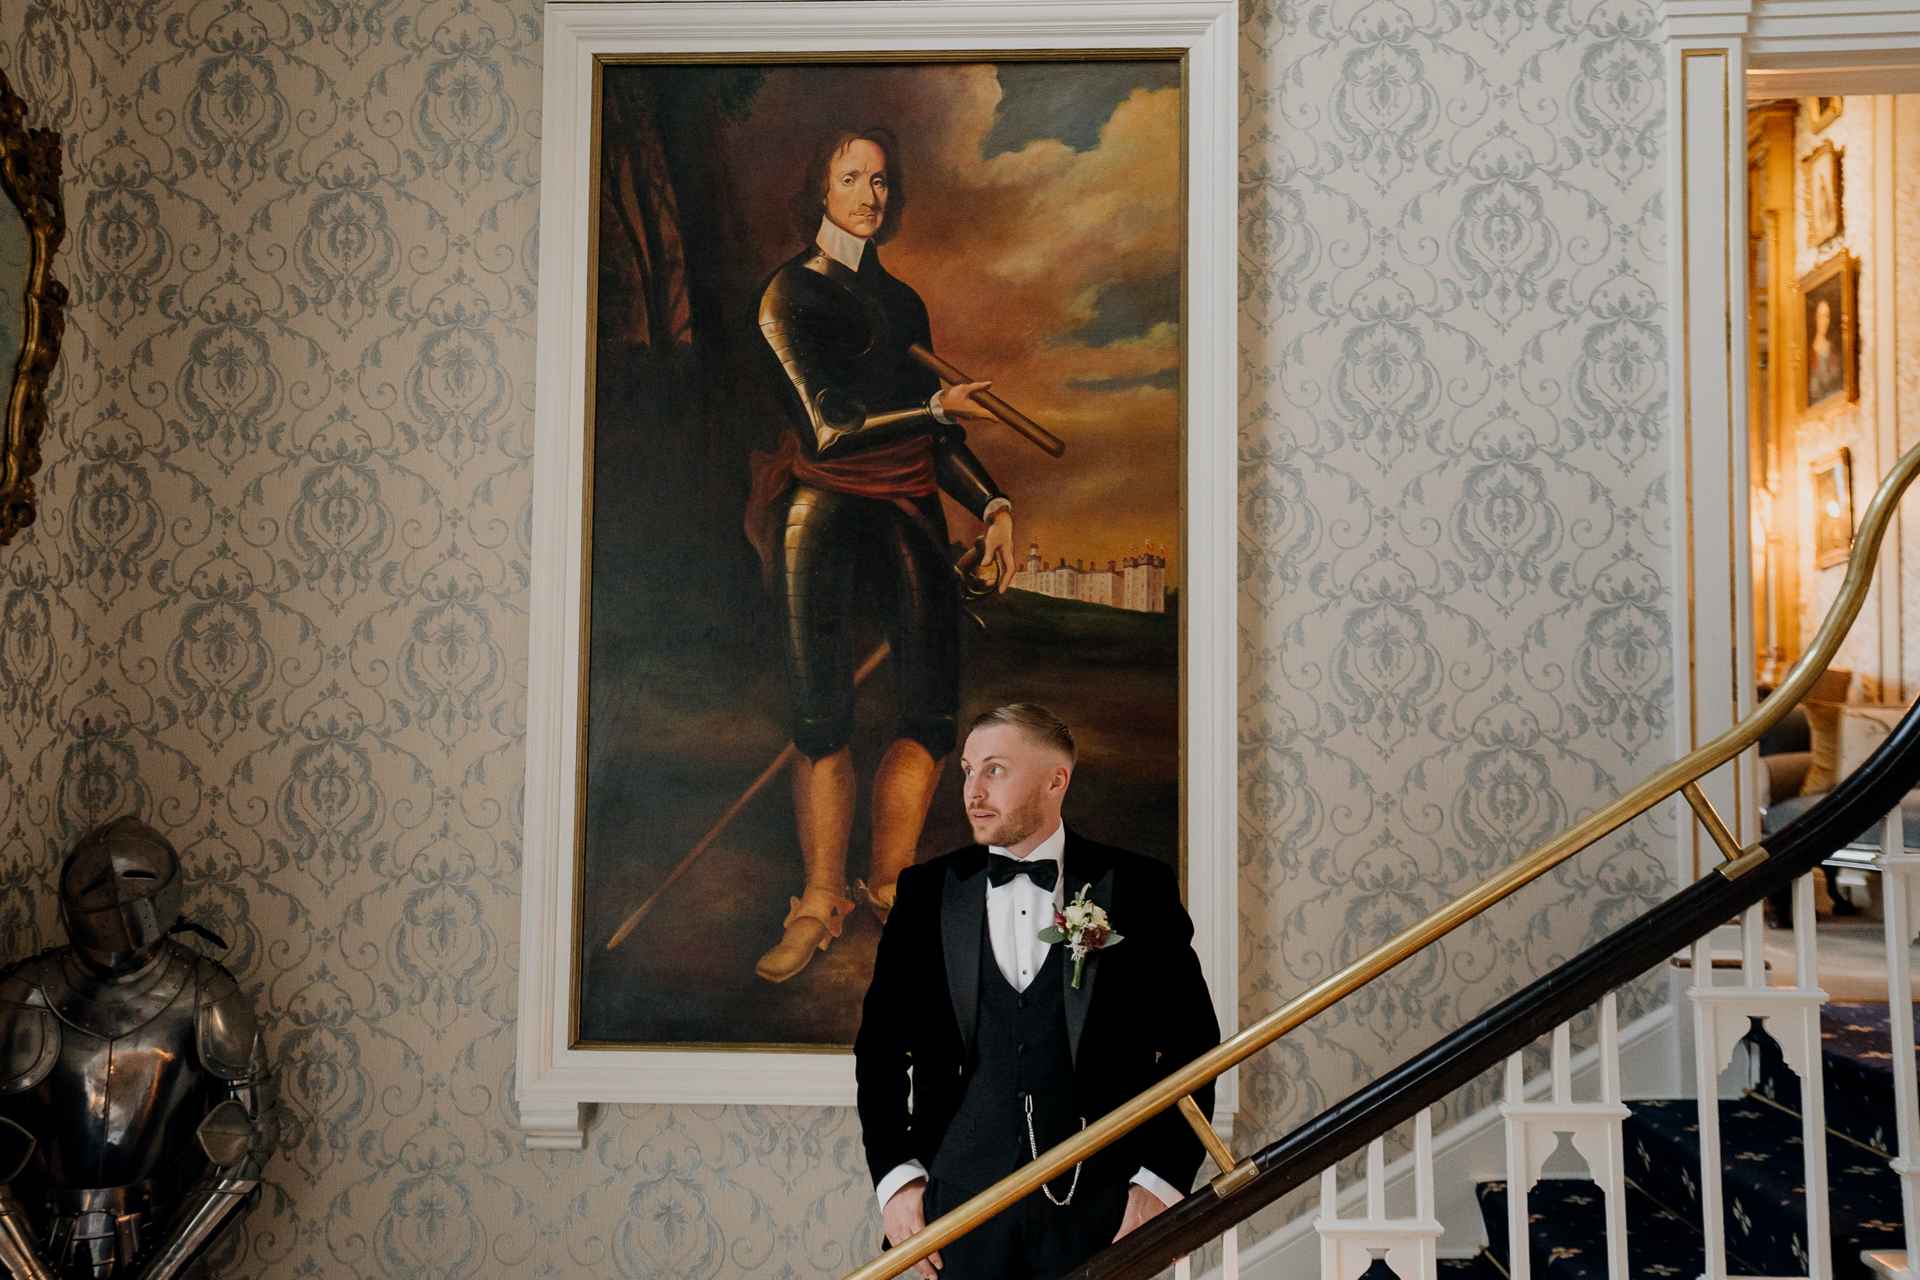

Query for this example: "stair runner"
[1438,1005,1914,1280]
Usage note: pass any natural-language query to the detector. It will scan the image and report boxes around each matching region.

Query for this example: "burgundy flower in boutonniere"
[1037,884,1123,989]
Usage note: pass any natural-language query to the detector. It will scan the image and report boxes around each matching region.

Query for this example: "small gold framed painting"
[1804,141,1843,246]
[1812,448,1854,569]
[1800,252,1857,415]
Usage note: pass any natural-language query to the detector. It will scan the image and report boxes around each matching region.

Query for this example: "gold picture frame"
[1804,140,1842,246]
[1812,447,1854,569]
[575,55,1190,1054]
[0,67,67,547]
[1800,251,1857,415]
[1808,95,1844,132]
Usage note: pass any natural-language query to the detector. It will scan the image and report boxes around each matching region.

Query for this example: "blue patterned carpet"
[1751,1006,1914,1155]
[1624,1097,1901,1279]
[1453,1005,1913,1280]
[1476,1176,1712,1280]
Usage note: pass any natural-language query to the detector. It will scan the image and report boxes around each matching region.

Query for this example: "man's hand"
[1113,1184,1171,1241]
[938,380,997,425]
[983,510,1014,593]
[882,1179,942,1279]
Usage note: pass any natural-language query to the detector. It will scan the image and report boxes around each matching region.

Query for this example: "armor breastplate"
[31,951,206,1192]
[760,250,937,447]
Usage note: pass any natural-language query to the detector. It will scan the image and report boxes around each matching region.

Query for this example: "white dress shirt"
[988,822,1067,991]
[874,824,1181,1212]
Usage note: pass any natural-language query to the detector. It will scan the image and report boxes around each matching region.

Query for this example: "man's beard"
[973,787,1047,851]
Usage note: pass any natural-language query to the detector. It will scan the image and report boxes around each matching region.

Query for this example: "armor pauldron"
[194,971,259,1084]
[0,974,58,1096]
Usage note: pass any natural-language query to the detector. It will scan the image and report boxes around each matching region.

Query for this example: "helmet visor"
[58,818,182,968]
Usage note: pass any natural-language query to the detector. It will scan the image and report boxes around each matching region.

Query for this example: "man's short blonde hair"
[967,703,1076,762]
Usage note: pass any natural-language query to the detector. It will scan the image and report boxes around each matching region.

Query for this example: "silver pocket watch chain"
[1023,1093,1085,1206]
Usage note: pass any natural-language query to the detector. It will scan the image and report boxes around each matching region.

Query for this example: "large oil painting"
[573,59,1187,1050]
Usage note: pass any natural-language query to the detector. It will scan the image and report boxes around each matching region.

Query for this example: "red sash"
[744,432,937,579]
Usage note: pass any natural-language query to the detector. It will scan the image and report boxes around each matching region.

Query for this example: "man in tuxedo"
[854,704,1220,1279]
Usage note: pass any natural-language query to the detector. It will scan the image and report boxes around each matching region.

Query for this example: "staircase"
[1458,1006,1916,1280]
[845,447,1920,1280]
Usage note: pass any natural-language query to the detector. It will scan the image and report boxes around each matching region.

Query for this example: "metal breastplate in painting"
[763,250,934,440]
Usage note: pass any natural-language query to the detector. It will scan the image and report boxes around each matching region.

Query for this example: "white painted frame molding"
[518,0,1240,1147]
[1663,0,1759,899]
[1662,0,1920,912]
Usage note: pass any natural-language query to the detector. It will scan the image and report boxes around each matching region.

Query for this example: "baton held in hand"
[909,344,1067,458]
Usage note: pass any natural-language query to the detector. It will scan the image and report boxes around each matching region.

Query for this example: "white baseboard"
[1197,1002,1681,1280]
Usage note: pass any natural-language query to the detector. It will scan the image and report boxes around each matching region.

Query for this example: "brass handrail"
[840,435,1920,1280]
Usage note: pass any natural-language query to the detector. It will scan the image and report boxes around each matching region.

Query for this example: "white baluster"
[1223,1222,1240,1280]
[1693,926,1732,1280]
[1504,1054,1532,1280]
[1499,998,1630,1280]
[1689,876,1830,1280]
[1874,803,1920,1280]
[1316,1109,1441,1280]
[1598,997,1630,1280]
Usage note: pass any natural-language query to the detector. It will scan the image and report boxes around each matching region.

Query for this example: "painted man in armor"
[0,817,274,1280]
[746,127,1016,982]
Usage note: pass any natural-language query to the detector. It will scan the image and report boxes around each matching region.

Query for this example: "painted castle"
[1007,541,1168,613]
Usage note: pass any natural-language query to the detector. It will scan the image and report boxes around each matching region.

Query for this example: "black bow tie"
[988,854,1059,891]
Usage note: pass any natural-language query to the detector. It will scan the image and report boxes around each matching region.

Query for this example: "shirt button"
[1017,1044,1028,1055]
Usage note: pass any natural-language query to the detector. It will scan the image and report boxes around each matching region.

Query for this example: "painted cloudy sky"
[722,61,1183,583]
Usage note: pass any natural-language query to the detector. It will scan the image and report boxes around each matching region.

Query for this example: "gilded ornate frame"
[1810,447,1854,569]
[1798,250,1856,417]
[1802,139,1843,246]
[0,67,66,546]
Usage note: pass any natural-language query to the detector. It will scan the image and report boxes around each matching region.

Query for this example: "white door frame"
[1661,0,1920,891]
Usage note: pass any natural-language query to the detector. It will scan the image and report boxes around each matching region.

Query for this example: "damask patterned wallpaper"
[0,0,1671,1273]
[1234,0,1672,1234]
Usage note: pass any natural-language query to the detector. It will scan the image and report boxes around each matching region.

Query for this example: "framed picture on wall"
[1804,141,1843,245]
[1812,448,1855,568]
[516,0,1238,1135]
[1808,95,1844,132]
[1800,252,1857,414]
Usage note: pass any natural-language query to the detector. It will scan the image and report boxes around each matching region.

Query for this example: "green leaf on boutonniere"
[1102,933,1124,947]
[1037,925,1067,944]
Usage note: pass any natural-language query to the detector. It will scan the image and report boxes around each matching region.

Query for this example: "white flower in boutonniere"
[1037,884,1122,989]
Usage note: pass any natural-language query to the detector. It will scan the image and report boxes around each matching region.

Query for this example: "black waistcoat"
[929,924,1082,1192]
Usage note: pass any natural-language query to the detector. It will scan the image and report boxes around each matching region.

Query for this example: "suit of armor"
[757,242,1008,761]
[0,818,273,1280]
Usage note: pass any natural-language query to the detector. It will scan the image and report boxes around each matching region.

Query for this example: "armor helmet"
[58,817,184,974]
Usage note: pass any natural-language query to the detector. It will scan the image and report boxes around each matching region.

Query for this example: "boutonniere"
[1038,885,1122,989]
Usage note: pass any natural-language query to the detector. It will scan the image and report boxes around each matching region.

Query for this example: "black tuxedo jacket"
[853,829,1221,1194]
